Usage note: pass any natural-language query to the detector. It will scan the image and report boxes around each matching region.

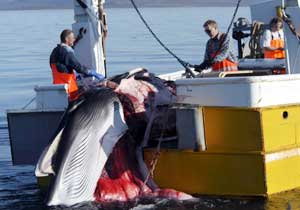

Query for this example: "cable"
[22,97,36,110]
[280,7,300,74]
[129,0,195,77]
[129,0,242,77]
[281,8,300,42]
[226,0,243,36]
[213,0,242,58]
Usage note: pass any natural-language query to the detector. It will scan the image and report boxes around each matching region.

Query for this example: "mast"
[98,0,108,77]
[72,0,107,77]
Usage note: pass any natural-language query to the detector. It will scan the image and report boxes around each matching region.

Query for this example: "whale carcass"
[35,69,192,206]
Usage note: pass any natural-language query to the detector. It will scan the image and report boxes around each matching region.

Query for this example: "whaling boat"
[6,0,300,205]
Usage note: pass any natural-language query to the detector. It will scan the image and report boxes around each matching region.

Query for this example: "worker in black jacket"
[50,29,104,100]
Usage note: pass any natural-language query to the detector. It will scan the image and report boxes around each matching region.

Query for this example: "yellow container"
[144,148,300,196]
[265,149,300,194]
[203,107,263,152]
[203,106,300,153]
[144,105,300,196]
[144,150,266,196]
[261,106,300,152]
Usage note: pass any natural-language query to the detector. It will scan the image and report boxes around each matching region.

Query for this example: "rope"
[212,0,242,58]
[142,105,170,188]
[22,97,36,110]
[281,8,300,42]
[128,0,195,78]
[129,0,242,76]
[280,7,300,74]
[249,21,264,58]
[225,0,243,36]
[134,0,243,189]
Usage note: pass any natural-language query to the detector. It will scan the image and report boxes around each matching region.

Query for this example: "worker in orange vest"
[50,29,104,101]
[263,17,285,59]
[195,19,238,72]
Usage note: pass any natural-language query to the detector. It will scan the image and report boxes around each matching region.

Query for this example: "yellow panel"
[266,155,300,194]
[261,107,299,152]
[144,149,266,196]
[203,107,263,152]
[143,105,300,197]
[296,123,300,146]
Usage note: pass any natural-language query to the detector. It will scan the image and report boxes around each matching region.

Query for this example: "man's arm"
[65,49,105,81]
[213,34,230,63]
[65,51,90,76]
[194,41,212,72]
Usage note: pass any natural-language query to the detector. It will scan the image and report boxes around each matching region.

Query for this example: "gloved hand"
[76,74,83,81]
[194,60,212,72]
[87,70,105,82]
[76,27,87,40]
[186,63,195,69]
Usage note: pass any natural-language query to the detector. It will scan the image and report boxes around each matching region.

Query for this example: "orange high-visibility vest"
[50,63,79,101]
[264,34,285,59]
[210,34,238,72]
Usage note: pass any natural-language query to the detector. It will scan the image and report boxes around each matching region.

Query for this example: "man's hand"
[73,27,87,47]
[194,60,212,72]
[78,27,87,39]
[87,70,105,82]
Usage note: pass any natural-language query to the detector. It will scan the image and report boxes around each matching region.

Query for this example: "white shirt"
[262,29,284,48]
[61,43,75,53]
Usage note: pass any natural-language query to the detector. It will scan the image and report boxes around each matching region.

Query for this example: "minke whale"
[35,68,192,206]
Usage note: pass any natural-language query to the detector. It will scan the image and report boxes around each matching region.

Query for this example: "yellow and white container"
[144,75,300,196]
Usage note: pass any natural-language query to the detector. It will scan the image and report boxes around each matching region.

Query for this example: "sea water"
[0,7,299,210]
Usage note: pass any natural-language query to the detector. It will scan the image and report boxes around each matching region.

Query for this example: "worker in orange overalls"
[195,19,238,72]
[262,17,286,74]
[263,17,285,59]
[50,29,104,101]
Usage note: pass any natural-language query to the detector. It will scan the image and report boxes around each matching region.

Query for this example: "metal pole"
[98,0,108,77]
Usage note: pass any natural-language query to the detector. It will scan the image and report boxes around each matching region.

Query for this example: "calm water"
[0,7,299,210]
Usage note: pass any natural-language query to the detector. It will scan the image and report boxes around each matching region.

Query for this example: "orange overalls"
[210,33,238,72]
[211,55,238,72]
[264,33,285,59]
[264,32,286,74]
[50,63,79,101]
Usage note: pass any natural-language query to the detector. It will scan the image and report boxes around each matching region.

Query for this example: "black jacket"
[50,44,89,75]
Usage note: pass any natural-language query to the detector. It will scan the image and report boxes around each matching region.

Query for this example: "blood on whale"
[94,71,192,202]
